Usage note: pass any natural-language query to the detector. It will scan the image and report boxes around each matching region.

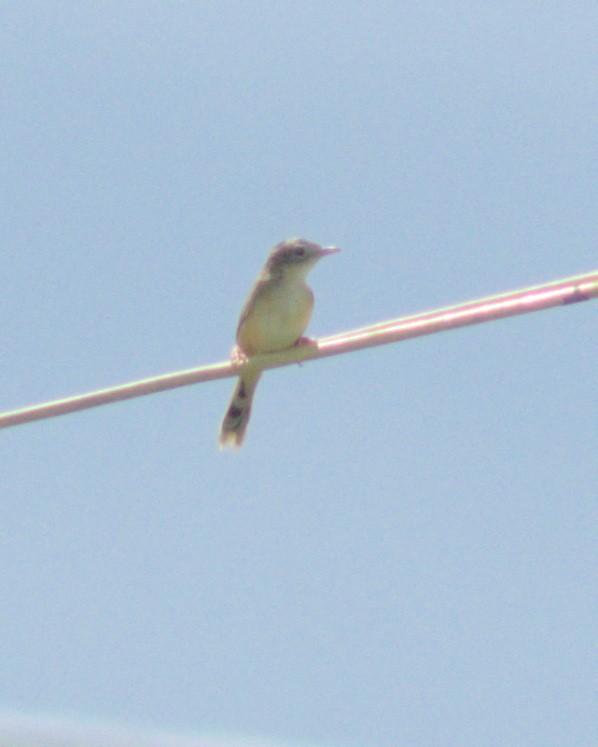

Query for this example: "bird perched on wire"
[219,238,340,449]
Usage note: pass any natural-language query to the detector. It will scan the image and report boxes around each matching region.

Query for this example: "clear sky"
[1,4,596,747]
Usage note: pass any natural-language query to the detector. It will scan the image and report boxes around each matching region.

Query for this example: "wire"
[1,270,596,430]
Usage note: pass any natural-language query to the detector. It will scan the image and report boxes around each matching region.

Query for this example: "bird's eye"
[294,247,305,256]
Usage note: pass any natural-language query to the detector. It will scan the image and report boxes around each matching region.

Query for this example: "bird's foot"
[294,336,318,348]
[230,345,248,367]
[294,336,318,366]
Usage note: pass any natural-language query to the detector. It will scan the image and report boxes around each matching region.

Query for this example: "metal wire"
[1,270,596,430]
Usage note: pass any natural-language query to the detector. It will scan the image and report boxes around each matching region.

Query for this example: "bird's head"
[265,238,340,278]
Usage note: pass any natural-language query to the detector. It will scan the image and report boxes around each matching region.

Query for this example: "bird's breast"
[237,279,314,355]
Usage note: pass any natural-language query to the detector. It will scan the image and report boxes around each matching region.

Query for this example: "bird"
[219,238,340,449]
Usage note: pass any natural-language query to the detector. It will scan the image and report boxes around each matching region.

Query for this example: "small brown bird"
[219,238,340,448]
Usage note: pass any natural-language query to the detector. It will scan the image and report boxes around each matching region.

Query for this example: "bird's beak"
[318,245,341,256]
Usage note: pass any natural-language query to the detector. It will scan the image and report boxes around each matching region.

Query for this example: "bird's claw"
[294,336,318,348]
[230,345,248,367]
[294,336,318,366]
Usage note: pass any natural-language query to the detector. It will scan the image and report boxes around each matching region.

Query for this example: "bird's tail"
[218,371,262,449]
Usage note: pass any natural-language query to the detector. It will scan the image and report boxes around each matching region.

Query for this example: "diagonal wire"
[1,270,596,430]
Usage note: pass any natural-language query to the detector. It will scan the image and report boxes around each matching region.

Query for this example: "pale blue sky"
[1,4,596,747]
